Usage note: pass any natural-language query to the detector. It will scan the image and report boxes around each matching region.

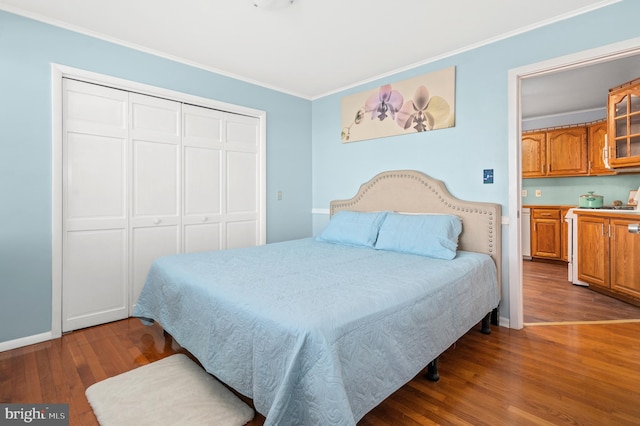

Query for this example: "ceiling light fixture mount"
[251,0,294,10]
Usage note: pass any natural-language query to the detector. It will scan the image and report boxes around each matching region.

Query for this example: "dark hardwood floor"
[2,263,640,425]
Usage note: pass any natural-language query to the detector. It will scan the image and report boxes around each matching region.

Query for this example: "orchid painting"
[341,67,455,143]
[365,85,403,121]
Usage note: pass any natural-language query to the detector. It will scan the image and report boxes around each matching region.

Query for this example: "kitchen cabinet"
[522,127,588,178]
[577,215,609,288]
[522,131,546,178]
[607,78,640,170]
[577,211,640,305]
[530,207,563,260]
[588,120,616,175]
[547,127,588,176]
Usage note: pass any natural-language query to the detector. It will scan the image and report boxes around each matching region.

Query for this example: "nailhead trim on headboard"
[329,170,502,291]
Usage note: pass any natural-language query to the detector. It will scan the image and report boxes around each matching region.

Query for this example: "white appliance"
[565,208,587,286]
[522,208,531,260]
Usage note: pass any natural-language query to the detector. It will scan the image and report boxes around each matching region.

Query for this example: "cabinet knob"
[629,224,640,234]
[202,216,209,222]
[153,218,161,225]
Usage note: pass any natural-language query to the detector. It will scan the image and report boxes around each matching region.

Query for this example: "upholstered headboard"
[330,170,502,291]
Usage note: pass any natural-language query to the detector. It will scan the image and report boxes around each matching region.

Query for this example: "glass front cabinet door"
[608,78,640,169]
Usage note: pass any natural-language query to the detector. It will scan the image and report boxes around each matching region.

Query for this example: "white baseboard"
[499,316,510,328]
[0,331,53,353]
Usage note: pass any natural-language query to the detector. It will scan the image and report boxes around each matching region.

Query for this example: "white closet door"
[129,94,181,310]
[225,113,260,249]
[60,74,264,331]
[182,104,224,253]
[62,80,129,332]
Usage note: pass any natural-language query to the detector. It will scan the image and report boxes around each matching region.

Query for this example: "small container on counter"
[578,191,603,208]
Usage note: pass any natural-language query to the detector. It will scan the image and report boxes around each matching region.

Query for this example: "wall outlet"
[535,189,542,197]
[521,189,527,197]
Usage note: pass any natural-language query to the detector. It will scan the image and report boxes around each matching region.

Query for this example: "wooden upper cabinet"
[522,127,588,178]
[608,78,640,169]
[522,131,546,178]
[546,127,588,176]
[587,120,616,175]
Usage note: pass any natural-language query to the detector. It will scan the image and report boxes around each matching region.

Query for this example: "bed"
[134,170,501,426]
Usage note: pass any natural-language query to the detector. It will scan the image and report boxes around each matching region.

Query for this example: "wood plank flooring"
[523,260,640,323]
[2,262,640,425]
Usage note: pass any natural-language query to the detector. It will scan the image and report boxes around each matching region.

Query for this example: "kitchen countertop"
[523,204,576,208]
[572,208,640,219]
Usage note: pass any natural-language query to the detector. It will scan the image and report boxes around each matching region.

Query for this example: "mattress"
[134,237,499,426]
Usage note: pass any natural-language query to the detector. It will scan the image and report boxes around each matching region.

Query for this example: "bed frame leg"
[490,307,499,326]
[481,311,493,334]
[425,358,439,382]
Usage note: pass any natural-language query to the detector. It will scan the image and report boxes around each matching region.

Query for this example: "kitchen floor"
[523,260,640,323]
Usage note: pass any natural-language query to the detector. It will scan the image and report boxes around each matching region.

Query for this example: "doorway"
[508,37,640,329]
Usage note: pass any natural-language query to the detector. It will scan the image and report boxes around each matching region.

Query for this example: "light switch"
[277,190,283,201]
[483,169,494,184]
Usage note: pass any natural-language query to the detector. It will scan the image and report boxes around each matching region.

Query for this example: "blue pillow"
[375,213,462,259]
[316,210,388,248]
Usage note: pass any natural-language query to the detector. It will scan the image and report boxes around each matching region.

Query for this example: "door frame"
[51,64,267,338]
[507,37,640,329]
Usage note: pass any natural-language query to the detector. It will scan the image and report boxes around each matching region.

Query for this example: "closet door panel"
[65,133,126,228]
[129,94,181,310]
[224,114,260,248]
[184,147,221,215]
[131,94,180,140]
[227,114,259,147]
[62,79,129,332]
[184,223,221,253]
[63,229,128,330]
[226,220,259,249]
[65,82,127,136]
[132,140,180,219]
[183,105,223,148]
[227,151,257,214]
[131,226,180,304]
[182,105,224,252]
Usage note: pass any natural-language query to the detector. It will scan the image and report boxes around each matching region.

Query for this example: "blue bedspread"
[134,238,499,425]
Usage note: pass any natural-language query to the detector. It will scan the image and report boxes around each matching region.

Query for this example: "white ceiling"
[0,0,623,102]
[521,53,640,119]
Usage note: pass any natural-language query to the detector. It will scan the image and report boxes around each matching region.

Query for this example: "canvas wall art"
[341,66,455,143]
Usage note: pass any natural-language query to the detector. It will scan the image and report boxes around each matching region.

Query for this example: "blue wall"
[0,10,312,344]
[311,1,640,320]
